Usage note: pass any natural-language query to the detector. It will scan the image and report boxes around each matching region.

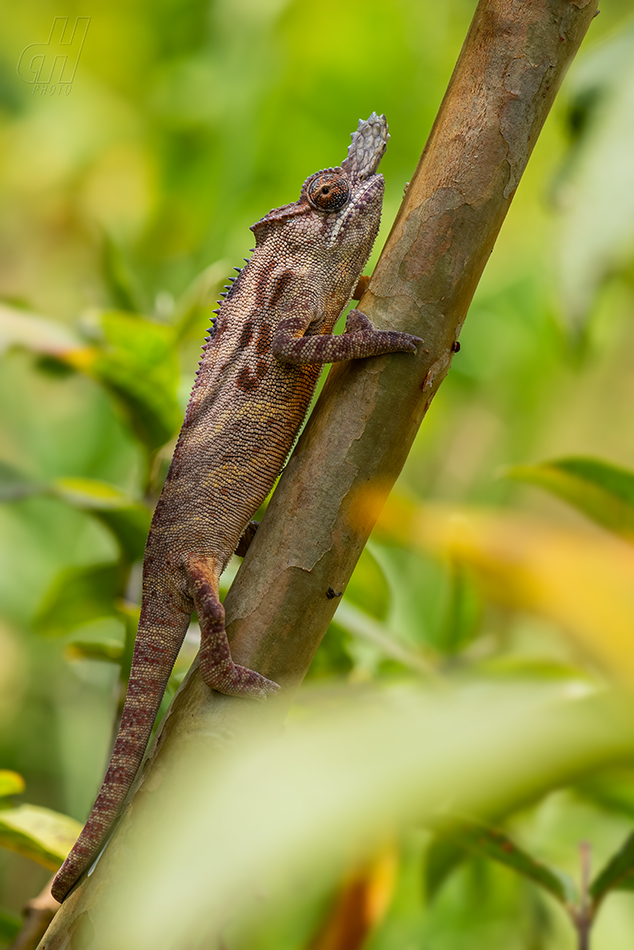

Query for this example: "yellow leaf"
[376,496,634,684]
[0,771,25,797]
[0,805,82,871]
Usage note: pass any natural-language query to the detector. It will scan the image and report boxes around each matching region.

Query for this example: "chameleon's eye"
[307,173,350,212]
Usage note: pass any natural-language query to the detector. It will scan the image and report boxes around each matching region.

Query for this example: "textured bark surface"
[39,0,599,943]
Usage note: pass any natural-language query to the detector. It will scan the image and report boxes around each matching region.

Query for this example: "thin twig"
[574,842,593,950]
[8,878,58,950]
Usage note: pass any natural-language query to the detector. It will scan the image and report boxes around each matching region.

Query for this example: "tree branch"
[39,0,599,943]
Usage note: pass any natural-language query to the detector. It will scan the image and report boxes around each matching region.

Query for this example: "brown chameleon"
[52,113,422,902]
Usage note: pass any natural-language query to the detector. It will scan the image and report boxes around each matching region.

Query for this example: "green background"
[2,1,634,946]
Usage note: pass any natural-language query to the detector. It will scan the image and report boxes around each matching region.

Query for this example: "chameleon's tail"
[51,596,190,903]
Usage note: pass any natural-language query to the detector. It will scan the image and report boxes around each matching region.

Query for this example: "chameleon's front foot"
[345,309,423,354]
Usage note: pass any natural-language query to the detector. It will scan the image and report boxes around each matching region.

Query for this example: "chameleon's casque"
[52,113,421,903]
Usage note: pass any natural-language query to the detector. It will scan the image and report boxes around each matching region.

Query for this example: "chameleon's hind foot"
[203,659,280,701]
[186,554,280,700]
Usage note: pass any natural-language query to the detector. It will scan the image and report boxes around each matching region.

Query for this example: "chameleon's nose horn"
[341,112,390,181]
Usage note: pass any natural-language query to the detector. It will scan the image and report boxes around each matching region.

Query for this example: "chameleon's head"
[251,114,389,270]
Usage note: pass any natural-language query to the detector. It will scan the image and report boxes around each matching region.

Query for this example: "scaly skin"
[51,113,422,903]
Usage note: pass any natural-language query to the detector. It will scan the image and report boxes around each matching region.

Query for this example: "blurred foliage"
[1,0,634,947]
[506,456,634,540]
[0,803,81,873]
[92,683,634,950]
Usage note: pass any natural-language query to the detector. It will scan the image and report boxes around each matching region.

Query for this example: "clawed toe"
[255,677,281,701]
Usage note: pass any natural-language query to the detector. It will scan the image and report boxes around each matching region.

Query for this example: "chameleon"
[51,113,422,903]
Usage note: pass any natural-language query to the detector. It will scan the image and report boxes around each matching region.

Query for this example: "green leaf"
[0,304,180,451]
[506,457,634,540]
[65,637,125,663]
[51,477,151,561]
[475,655,589,682]
[95,507,150,562]
[378,496,634,686]
[51,477,137,511]
[438,819,578,907]
[101,231,146,314]
[590,831,634,906]
[0,804,82,870]
[555,24,634,334]
[87,311,181,451]
[0,459,40,502]
[437,560,482,655]
[0,910,21,941]
[425,836,467,901]
[171,260,229,342]
[333,599,434,677]
[99,684,633,949]
[575,769,634,821]
[368,542,448,652]
[34,562,123,637]
[1,474,150,560]
[0,302,85,359]
[0,771,25,798]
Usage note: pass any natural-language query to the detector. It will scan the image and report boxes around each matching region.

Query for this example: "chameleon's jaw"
[327,173,384,247]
